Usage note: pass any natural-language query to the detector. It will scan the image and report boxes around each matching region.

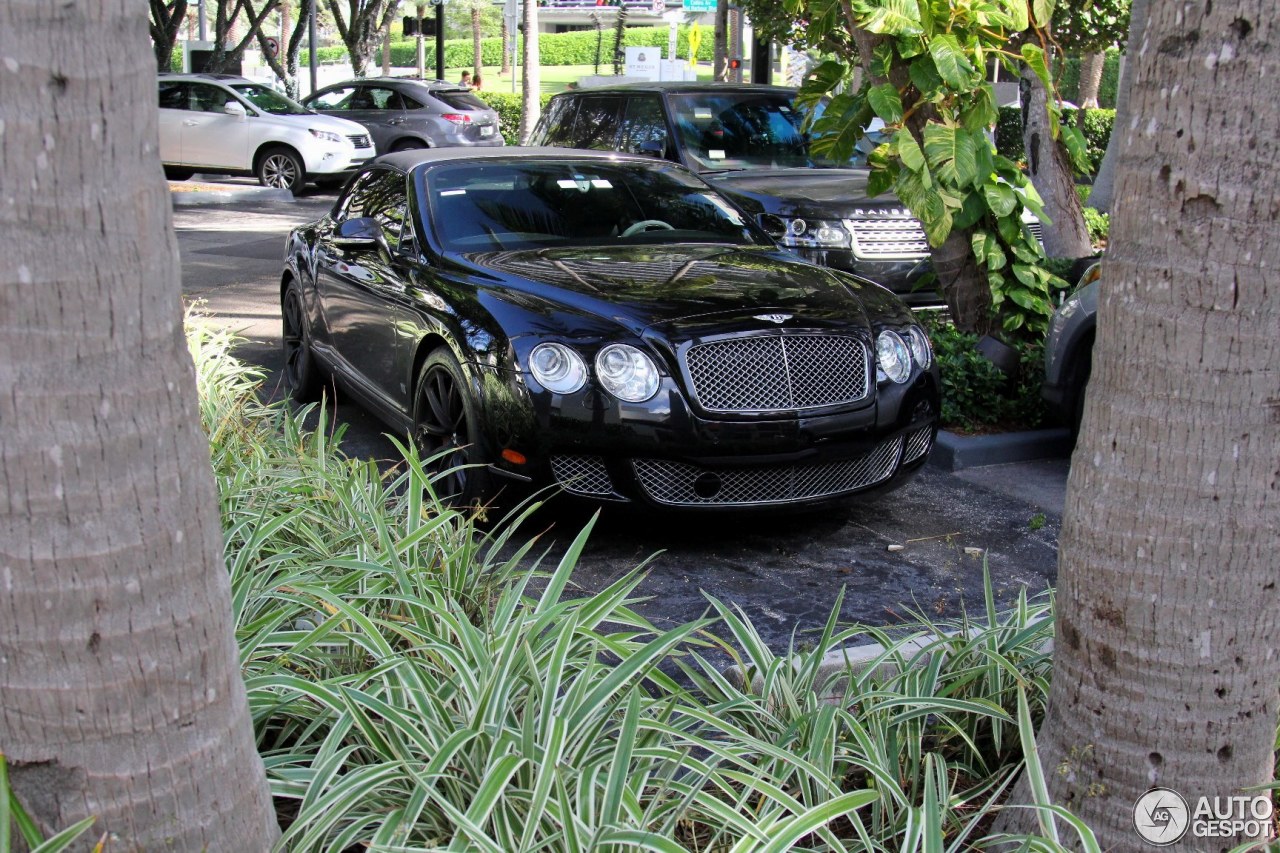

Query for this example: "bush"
[1082,206,1110,247]
[479,91,555,144]
[302,25,715,71]
[995,107,1114,175]
[926,317,1050,432]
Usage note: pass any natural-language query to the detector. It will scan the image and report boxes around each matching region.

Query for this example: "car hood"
[702,168,903,218]
[274,111,368,137]
[457,244,898,339]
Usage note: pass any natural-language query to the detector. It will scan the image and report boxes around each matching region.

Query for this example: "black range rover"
[529,82,945,307]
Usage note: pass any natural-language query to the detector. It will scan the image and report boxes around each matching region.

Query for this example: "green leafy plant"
[926,317,1050,432]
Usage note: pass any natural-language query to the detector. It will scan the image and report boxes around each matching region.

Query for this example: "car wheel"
[413,348,491,507]
[1068,343,1093,443]
[281,283,321,401]
[391,139,427,153]
[257,147,305,193]
[164,167,194,181]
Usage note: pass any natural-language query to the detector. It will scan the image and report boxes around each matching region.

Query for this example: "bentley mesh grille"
[685,334,869,413]
[902,425,933,464]
[551,455,614,496]
[846,217,930,259]
[632,437,904,507]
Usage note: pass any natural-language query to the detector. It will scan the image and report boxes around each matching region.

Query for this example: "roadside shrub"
[479,91,555,144]
[926,317,1050,432]
[1082,206,1109,248]
[189,319,1089,852]
[995,107,1113,175]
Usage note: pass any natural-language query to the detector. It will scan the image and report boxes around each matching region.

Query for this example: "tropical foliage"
[185,321,1095,851]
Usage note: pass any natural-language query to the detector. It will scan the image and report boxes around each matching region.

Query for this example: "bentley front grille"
[684,334,869,414]
[551,454,614,496]
[846,217,930,260]
[632,437,904,507]
[902,425,933,464]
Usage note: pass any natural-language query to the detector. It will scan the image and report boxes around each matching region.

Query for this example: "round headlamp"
[906,326,932,370]
[529,343,587,394]
[876,330,912,384]
[595,344,660,403]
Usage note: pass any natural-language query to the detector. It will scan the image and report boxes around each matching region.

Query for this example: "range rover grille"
[846,217,930,260]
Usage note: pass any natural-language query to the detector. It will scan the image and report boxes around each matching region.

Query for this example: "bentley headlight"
[876,330,911,384]
[906,326,932,370]
[780,218,851,249]
[595,344,659,403]
[529,343,587,394]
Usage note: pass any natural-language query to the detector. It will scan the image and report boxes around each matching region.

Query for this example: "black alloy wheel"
[413,349,490,506]
[282,284,320,400]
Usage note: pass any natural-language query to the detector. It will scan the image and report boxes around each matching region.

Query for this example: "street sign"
[683,0,715,11]
[263,36,279,58]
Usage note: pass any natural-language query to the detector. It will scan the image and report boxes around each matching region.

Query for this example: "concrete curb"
[929,427,1073,472]
[726,619,1053,701]
[170,182,295,207]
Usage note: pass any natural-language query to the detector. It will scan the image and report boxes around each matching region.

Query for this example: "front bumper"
[481,367,940,510]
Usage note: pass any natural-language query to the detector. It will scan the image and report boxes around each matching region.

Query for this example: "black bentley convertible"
[281,148,940,510]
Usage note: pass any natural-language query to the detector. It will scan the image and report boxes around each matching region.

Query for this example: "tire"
[413,348,491,508]
[390,139,427,153]
[164,166,195,181]
[281,283,321,401]
[257,146,306,193]
[1068,347,1093,444]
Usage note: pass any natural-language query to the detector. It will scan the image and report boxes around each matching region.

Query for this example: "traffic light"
[403,15,418,36]
[728,58,742,70]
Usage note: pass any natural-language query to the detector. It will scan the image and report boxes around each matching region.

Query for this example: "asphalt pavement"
[173,184,1070,651]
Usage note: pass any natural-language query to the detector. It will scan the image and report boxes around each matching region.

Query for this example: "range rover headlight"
[595,344,659,403]
[906,326,932,370]
[779,218,851,249]
[876,330,912,384]
[529,343,587,394]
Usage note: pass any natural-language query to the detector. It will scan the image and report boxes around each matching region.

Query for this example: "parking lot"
[175,186,1067,650]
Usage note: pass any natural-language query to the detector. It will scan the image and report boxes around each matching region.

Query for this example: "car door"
[315,168,412,405]
[180,82,252,170]
[307,84,393,153]
[568,95,624,150]
[617,94,672,159]
[157,80,190,164]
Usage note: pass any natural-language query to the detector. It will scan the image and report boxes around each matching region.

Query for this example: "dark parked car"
[303,77,503,154]
[282,148,940,510]
[529,83,967,307]
[1043,260,1101,438]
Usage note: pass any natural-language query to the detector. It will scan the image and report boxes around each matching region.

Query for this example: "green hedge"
[479,91,555,144]
[995,106,1114,174]
[303,25,714,70]
[1056,47,1121,108]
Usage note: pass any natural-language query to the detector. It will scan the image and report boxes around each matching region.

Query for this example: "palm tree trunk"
[1087,0,1151,213]
[472,4,482,78]
[998,0,1280,845]
[1076,50,1105,108]
[0,1,278,847]
[518,0,539,143]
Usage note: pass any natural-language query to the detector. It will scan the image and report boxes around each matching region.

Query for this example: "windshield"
[424,160,767,252]
[669,92,880,171]
[231,83,311,115]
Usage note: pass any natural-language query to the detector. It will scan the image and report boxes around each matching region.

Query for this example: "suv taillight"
[441,113,472,125]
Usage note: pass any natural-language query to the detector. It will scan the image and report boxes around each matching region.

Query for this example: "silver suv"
[302,78,503,154]
[157,74,374,192]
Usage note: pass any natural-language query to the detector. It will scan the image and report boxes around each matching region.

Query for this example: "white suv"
[158,74,374,192]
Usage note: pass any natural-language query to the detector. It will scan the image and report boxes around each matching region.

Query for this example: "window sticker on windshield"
[699,193,743,225]
[693,108,713,120]
[708,149,726,159]
[557,179,583,189]
[439,189,467,196]
[590,179,612,189]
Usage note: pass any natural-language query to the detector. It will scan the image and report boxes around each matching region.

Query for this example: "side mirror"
[636,140,665,158]
[223,100,247,118]
[333,216,383,251]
